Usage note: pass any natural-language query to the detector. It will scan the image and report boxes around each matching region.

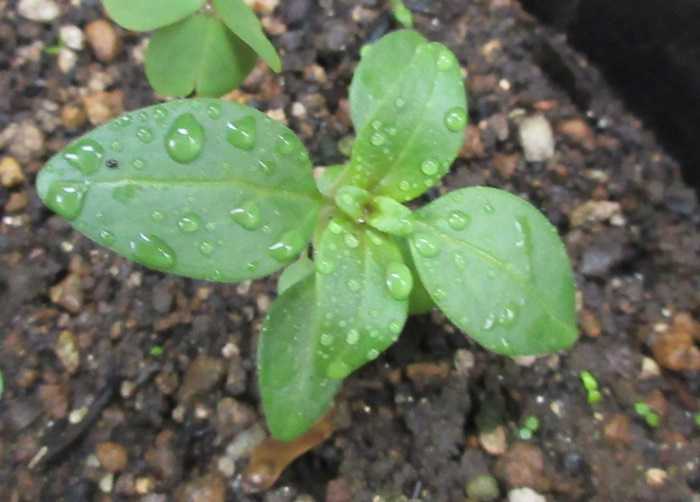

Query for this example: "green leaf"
[345,30,467,202]
[409,187,577,356]
[313,216,409,380]
[212,0,282,72]
[277,254,314,294]
[145,14,257,98]
[389,0,414,28]
[36,98,320,283]
[258,276,342,440]
[334,185,370,221]
[102,0,206,31]
[367,196,414,237]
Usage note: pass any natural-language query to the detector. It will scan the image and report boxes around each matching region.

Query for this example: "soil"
[1,0,700,501]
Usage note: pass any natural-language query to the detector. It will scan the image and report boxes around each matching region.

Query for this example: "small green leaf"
[345,30,467,202]
[36,99,320,283]
[367,196,414,236]
[102,0,206,31]
[314,216,409,380]
[278,254,314,294]
[334,185,370,221]
[212,0,282,72]
[258,276,342,440]
[389,0,414,28]
[409,187,577,355]
[145,14,257,98]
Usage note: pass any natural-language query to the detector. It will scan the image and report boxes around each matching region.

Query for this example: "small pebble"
[508,487,546,502]
[18,0,60,22]
[0,157,25,188]
[59,25,84,50]
[96,441,128,473]
[85,19,122,62]
[466,475,500,501]
[518,114,555,162]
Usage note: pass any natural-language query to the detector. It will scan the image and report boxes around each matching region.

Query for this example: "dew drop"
[230,201,262,230]
[367,349,379,360]
[327,360,350,380]
[111,141,123,152]
[137,111,149,122]
[45,181,86,220]
[199,240,215,256]
[447,210,470,230]
[328,220,344,235]
[344,233,359,249]
[178,213,201,233]
[63,139,104,175]
[132,158,145,170]
[207,103,221,119]
[444,107,467,132]
[388,320,402,335]
[320,333,333,346]
[483,202,495,214]
[165,113,205,164]
[268,229,305,262]
[395,97,406,109]
[420,159,439,176]
[130,233,176,270]
[399,180,410,191]
[316,258,335,275]
[371,120,382,131]
[370,131,386,147]
[346,329,359,345]
[226,115,256,151]
[136,127,154,144]
[275,131,296,156]
[436,49,454,71]
[151,209,165,222]
[153,106,168,121]
[483,314,496,331]
[385,262,413,301]
[453,252,466,269]
[347,279,361,292]
[99,229,115,244]
[257,158,276,175]
[413,234,440,257]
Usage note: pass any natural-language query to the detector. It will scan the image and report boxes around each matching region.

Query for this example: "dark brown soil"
[1,0,699,501]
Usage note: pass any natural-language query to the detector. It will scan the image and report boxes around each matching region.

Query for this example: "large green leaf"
[409,187,577,356]
[396,237,434,315]
[102,0,205,31]
[212,0,282,72]
[314,216,409,380]
[36,99,320,283]
[259,216,410,440]
[258,276,342,440]
[344,30,467,202]
[145,14,257,98]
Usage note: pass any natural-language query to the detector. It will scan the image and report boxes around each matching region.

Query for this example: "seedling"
[101,0,281,97]
[634,402,660,428]
[580,370,602,405]
[518,415,540,440]
[389,0,414,28]
[36,29,577,440]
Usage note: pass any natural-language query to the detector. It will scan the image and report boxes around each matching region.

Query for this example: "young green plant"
[36,29,578,441]
[101,0,281,97]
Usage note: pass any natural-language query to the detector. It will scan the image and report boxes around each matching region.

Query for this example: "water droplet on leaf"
[370,132,386,147]
[130,233,176,270]
[268,229,305,262]
[45,181,86,220]
[420,159,439,176]
[165,113,204,164]
[385,262,413,300]
[346,329,359,344]
[230,201,262,230]
[199,240,214,256]
[136,127,154,144]
[99,229,115,244]
[436,49,454,71]
[447,210,470,230]
[207,103,221,119]
[63,139,104,175]
[414,234,440,257]
[226,116,256,151]
[444,107,467,132]
[178,213,201,233]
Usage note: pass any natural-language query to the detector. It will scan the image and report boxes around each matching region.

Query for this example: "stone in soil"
[55,330,80,374]
[507,487,547,502]
[466,474,501,501]
[518,114,555,162]
[83,90,124,125]
[18,0,60,22]
[176,474,226,502]
[96,441,128,473]
[495,442,550,491]
[85,19,122,63]
[178,355,225,403]
[0,156,25,188]
[651,313,700,371]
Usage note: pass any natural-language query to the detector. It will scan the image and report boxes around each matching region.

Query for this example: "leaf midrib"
[415,220,575,332]
[92,176,319,202]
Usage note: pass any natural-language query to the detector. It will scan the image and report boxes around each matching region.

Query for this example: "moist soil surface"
[1,0,700,501]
